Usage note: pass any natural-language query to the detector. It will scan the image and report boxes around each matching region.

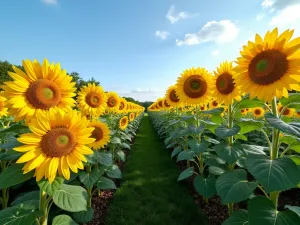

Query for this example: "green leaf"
[177,167,194,181]
[280,93,300,108]
[242,144,268,156]
[73,207,94,223]
[211,114,223,124]
[223,210,249,225]
[0,163,34,189]
[201,107,224,114]
[0,202,43,225]
[234,134,248,141]
[215,142,245,164]
[97,176,117,189]
[38,177,64,196]
[285,205,300,217]
[106,165,122,179]
[95,152,113,166]
[246,154,300,192]
[171,146,182,158]
[194,175,216,198]
[208,166,227,175]
[215,125,241,138]
[53,184,88,212]
[79,170,100,188]
[288,155,300,165]
[235,98,264,110]
[280,135,300,153]
[0,138,23,150]
[111,137,121,144]
[216,169,258,204]
[11,191,39,206]
[248,196,300,225]
[0,124,28,134]
[188,140,209,154]
[0,149,22,161]
[116,150,126,162]
[204,136,220,144]
[52,215,79,225]
[177,150,196,162]
[265,113,300,138]
[237,119,264,134]
[122,142,131,150]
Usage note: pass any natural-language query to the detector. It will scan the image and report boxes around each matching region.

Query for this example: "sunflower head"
[89,120,110,150]
[14,108,95,183]
[0,92,8,118]
[235,28,300,101]
[294,111,300,119]
[106,92,120,113]
[209,99,220,109]
[77,83,107,117]
[163,98,171,109]
[165,85,181,107]
[129,112,135,122]
[2,59,76,121]
[176,67,213,105]
[252,107,265,118]
[119,98,127,113]
[119,116,129,130]
[213,61,241,105]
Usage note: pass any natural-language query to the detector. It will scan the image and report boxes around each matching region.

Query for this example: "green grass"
[105,115,208,225]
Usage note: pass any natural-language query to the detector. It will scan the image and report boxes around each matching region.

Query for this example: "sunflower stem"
[228,203,234,215]
[228,104,233,146]
[39,191,48,225]
[0,161,8,209]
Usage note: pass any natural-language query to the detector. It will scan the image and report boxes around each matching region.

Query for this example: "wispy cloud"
[270,4,300,26]
[211,50,220,56]
[41,0,58,5]
[166,5,199,24]
[176,20,239,46]
[119,88,163,102]
[262,0,299,10]
[256,13,265,20]
[155,31,170,40]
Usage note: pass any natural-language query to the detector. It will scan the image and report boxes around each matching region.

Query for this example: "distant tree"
[86,77,100,86]
[69,72,100,91]
[0,61,23,87]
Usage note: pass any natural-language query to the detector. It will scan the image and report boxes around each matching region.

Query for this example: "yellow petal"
[16,148,42,163]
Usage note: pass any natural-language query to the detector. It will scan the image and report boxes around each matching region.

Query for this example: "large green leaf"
[248,196,300,225]
[289,155,300,165]
[0,124,28,134]
[215,142,245,164]
[237,119,264,135]
[188,140,209,154]
[280,93,300,109]
[52,215,79,225]
[38,177,64,196]
[208,166,227,175]
[116,150,126,162]
[0,149,22,161]
[95,152,113,166]
[0,202,43,225]
[0,138,23,150]
[171,146,182,158]
[246,154,300,192]
[201,107,224,115]
[265,113,300,138]
[11,191,39,206]
[215,125,241,138]
[73,207,94,223]
[106,165,122,179]
[97,176,117,190]
[53,184,88,212]
[242,144,267,156]
[285,205,300,217]
[194,174,216,198]
[177,167,194,181]
[0,163,34,189]
[280,135,300,153]
[79,170,101,188]
[216,169,258,204]
[223,210,249,225]
[234,98,264,110]
[177,150,196,162]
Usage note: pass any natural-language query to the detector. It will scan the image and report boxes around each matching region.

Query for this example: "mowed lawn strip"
[105,114,208,225]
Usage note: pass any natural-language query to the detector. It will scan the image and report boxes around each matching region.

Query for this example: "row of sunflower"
[148,28,300,224]
[0,59,144,224]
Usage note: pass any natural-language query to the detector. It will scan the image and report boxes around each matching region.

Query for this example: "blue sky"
[1,0,300,101]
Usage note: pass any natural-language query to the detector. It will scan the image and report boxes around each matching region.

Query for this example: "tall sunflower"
[252,107,265,118]
[213,61,241,105]
[294,111,300,119]
[2,59,76,121]
[176,67,213,105]
[163,98,171,109]
[165,85,181,107]
[0,92,8,118]
[119,116,129,130]
[89,120,110,150]
[77,83,107,117]
[119,98,127,113]
[209,99,220,109]
[106,92,120,113]
[234,28,300,101]
[14,108,95,183]
[129,112,135,122]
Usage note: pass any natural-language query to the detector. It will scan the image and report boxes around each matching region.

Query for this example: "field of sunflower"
[148,28,300,224]
[0,59,145,224]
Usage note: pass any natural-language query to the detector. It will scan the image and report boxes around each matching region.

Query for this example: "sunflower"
[106,92,120,113]
[252,107,265,118]
[163,98,171,109]
[213,61,241,105]
[129,112,135,122]
[209,99,220,109]
[200,104,207,111]
[14,108,95,183]
[176,67,213,105]
[157,98,164,109]
[234,28,300,102]
[88,120,110,150]
[165,85,181,107]
[119,98,127,113]
[77,83,107,117]
[119,116,129,130]
[294,111,300,118]
[281,107,295,117]
[2,59,76,121]
[0,93,8,118]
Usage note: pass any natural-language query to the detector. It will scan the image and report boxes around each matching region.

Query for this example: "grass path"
[105,115,208,225]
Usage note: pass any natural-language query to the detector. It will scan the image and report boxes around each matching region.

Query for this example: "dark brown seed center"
[183,75,207,98]
[216,73,235,94]
[91,126,103,141]
[85,92,102,108]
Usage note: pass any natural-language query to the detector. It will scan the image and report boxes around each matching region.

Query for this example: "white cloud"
[211,50,220,56]
[155,31,170,40]
[256,13,265,20]
[41,0,57,4]
[176,20,239,46]
[270,4,300,26]
[262,0,274,8]
[262,0,299,10]
[166,5,198,24]
[119,88,163,102]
